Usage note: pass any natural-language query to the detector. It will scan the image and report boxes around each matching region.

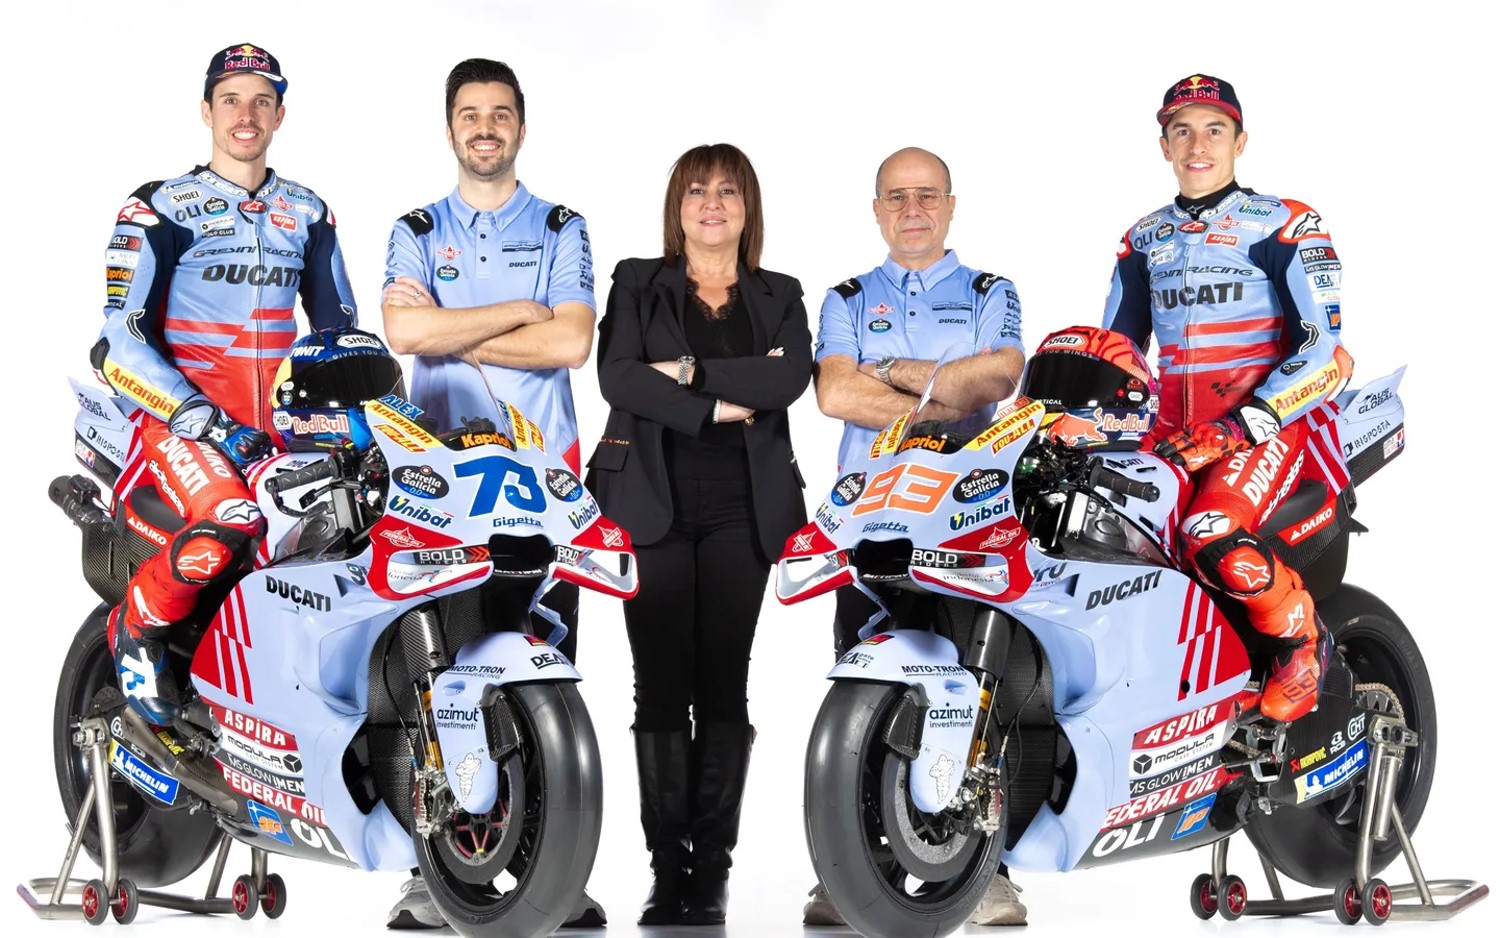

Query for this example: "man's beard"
[456,136,516,179]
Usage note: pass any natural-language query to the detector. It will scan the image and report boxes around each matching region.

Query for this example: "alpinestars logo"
[1230,560,1271,590]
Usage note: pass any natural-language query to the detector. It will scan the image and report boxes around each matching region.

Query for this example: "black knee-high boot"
[682,723,754,925]
[634,728,693,925]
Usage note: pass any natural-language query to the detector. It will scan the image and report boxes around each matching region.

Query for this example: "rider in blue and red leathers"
[93,44,356,726]
[1102,74,1353,723]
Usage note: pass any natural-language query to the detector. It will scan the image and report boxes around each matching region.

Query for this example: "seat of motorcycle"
[1258,478,1328,535]
[128,486,188,536]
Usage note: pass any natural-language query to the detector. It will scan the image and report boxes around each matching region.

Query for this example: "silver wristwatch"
[875,356,897,386]
[677,355,696,386]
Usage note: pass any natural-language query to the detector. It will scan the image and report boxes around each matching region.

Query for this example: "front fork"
[960,608,1015,832]
[399,604,452,836]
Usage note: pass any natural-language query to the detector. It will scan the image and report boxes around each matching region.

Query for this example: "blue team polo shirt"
[814,250,1023,469]
[384,182,595,470]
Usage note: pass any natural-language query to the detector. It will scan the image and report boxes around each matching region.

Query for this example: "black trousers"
[623,459,769,731]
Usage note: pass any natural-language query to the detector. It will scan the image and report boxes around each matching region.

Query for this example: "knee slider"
[169,521,256,585]
[1191,529,1277,599]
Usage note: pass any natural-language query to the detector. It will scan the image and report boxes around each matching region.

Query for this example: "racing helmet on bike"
[1018,326,1159,448]
[270,327,406,452]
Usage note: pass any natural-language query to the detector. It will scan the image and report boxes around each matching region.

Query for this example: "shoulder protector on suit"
[547,205,582,232]
[399,208,435,236]
[972,272,1005,294]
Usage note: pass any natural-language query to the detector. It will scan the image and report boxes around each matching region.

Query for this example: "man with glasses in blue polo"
[807,146,1028,926]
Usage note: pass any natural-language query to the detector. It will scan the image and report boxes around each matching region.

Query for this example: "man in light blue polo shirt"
[379,57,604,931]
[806,146,1028,927]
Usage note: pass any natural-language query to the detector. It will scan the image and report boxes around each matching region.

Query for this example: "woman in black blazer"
[586,143,811,926]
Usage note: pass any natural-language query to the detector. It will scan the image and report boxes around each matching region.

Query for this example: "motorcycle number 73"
[456,455,544,516]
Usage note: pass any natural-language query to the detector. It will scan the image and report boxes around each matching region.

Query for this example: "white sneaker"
[969,873,1027,926]
[387,876,446,930]
[802,882,844,926]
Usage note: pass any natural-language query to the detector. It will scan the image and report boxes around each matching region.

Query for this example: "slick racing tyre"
[1246,585,1436,888]
[53,606,223,888]
[805,681,1005,938]
[413,682,602,938]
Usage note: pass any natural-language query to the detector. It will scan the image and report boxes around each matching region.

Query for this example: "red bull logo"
[1048,409,1107,446]
[1178,76,1221,100]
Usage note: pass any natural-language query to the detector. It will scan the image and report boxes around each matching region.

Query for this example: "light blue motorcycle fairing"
[430,631,582,815]
[830,630,982,814]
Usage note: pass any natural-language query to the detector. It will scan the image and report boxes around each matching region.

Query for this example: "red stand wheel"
[261,872,287,919]
[1218,874,1248,921]
[111,878,140,925]
[81,879,108,926]
[1189,873,1218,920]
[1362,878,1392,926]
[1333,877,1361,926]
[231,874,259,921]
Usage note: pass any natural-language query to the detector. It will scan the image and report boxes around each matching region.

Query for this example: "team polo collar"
[880,250,961,293]
[444,181,534,230]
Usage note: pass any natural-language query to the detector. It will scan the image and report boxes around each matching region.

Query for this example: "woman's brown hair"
[662,143,764,272]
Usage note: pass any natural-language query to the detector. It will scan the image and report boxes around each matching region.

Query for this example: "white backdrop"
[3,2,1495,936]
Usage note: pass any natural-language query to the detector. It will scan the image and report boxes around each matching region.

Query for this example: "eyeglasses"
[877,188,949,211]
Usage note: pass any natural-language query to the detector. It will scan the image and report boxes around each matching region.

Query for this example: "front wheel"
[805,681,1005,938]
[1245,585,1436,887]
[53,606,222,888]
[413,682,602,938]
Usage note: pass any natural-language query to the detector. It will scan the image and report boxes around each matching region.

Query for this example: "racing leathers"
[94,166,357,724]
[1102,182,1351,722]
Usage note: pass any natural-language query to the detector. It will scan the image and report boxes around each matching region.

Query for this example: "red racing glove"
[1154,399,1281,473]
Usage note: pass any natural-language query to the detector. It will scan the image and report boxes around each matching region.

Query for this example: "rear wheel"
[804,681,1005,938]
[53,607,222,888]
[1246,585,1436,888]
[413,682,602,938]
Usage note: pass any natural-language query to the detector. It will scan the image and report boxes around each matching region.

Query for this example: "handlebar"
[1086,459,1160,503]
[265,458,338,517]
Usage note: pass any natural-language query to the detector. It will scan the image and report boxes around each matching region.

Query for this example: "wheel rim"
[264,880,276,908]
[1342,884,1359,917]
[233,881,248,913]
[113,886,129,916]
[1227,882,1247,914]
[1323,623,1429,836]
[82,885,99,918]
[853,695,1001,911]
[434,751,526,884]
[1371,883,1391,918]
[1198,879,1216,913]
[417,691,551,916]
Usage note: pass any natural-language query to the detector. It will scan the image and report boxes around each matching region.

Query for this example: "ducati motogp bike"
[44,376,637,936]
[777,344,1433,937]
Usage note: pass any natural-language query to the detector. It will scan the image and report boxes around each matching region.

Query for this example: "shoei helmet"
[1018,326,1159,448]
[270,327,406,452]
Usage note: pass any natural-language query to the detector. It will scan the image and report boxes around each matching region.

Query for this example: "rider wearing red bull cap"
[92,44,357,727]
[1102,74,1353,724]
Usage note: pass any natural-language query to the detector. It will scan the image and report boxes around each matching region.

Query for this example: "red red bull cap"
[1157,74,1241,126]
[205,44,287,98]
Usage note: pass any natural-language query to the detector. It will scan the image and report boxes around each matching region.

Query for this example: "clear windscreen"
[894,343,1010,454]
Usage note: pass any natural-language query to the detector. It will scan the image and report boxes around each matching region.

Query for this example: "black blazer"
[585,256,812,560]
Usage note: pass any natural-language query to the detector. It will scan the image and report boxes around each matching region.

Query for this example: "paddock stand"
[1188,714,1488,925]
[16,716,286,925]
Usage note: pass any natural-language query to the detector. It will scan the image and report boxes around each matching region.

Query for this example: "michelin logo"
[110,741,179,805]
[1295,739,1368,803]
